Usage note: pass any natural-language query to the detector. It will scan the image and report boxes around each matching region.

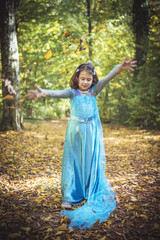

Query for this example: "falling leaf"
[18,97,25,104]
[44,50,52,60]
[62,31,70,37]
[8,106,16,109]
[61,68,66,73]
[2,95,14,100]
[62,45,66,54]
[93,219,100,226]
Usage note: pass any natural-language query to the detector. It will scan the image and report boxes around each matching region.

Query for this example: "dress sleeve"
[94,64,120,96]
[41,88,74,99]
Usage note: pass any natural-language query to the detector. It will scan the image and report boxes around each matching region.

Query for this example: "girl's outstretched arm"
[27,84,73,100]
[95,57,137,95]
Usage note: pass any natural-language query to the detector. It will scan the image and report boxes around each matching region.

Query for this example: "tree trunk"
[86,0,92,60]
[0,0,23,131]
[132,0,149,81]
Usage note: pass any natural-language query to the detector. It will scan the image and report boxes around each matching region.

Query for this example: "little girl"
[27,57,137,229]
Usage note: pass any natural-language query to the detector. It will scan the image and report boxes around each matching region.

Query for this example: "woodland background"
[0,1,160,239]
[0,0,160,130]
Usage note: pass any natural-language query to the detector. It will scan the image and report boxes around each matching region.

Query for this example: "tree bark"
[0,0,22,131]
[86,0,92,60]
[132,0,149,81]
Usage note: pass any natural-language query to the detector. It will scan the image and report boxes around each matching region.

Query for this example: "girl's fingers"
[35,84,42,93]
[27,89,35,93]
[27,94,34,99]
[130,56,136,61]
[131,64,137,68]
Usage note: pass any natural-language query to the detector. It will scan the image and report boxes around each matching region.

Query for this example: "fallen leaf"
[8,233,21,238]
[93,219,100,226]
[60,216,69,223]
[21,227,31,232]
[153,223,159,229]
[55,231,64,236]
[57,225,67,231]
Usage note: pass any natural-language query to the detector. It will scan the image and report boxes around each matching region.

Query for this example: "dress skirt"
[61,93,116,229]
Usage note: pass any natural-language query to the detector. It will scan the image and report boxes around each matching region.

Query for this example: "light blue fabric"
[61,88,116,229]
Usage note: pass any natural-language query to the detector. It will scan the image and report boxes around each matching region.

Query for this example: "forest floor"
[0,119,159,240]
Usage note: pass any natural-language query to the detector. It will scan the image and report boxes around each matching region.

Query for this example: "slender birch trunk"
[1,0,23,131]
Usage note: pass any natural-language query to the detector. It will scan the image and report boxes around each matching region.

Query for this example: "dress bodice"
[70,93,98,118]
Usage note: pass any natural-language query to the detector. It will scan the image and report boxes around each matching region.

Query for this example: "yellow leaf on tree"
[44,50,52,60]
[2,95,14,100]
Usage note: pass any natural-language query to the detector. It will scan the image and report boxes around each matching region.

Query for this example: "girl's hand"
[27,84,45,101]
[121,57,137,71]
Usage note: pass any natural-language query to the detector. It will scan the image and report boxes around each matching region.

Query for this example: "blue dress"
[43,66,118,229]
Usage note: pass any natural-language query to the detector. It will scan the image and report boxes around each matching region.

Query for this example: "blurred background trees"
[0,0,160,130]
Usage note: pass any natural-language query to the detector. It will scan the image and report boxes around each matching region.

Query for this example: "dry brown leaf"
[57,225,67,231]
[8,233,21,238]
[60,216,69,223]
[21,227,31,232]
[93,219,100,226]
[55,231,64,236]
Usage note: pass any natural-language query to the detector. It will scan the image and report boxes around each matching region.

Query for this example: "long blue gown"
[43,66,117,229]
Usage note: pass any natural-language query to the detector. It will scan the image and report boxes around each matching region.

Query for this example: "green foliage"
[1,0,158,129]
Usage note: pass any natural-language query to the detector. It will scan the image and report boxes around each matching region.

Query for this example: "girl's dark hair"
[70,63,99,89]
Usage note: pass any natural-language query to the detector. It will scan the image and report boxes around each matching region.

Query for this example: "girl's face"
[78,71,93,91]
